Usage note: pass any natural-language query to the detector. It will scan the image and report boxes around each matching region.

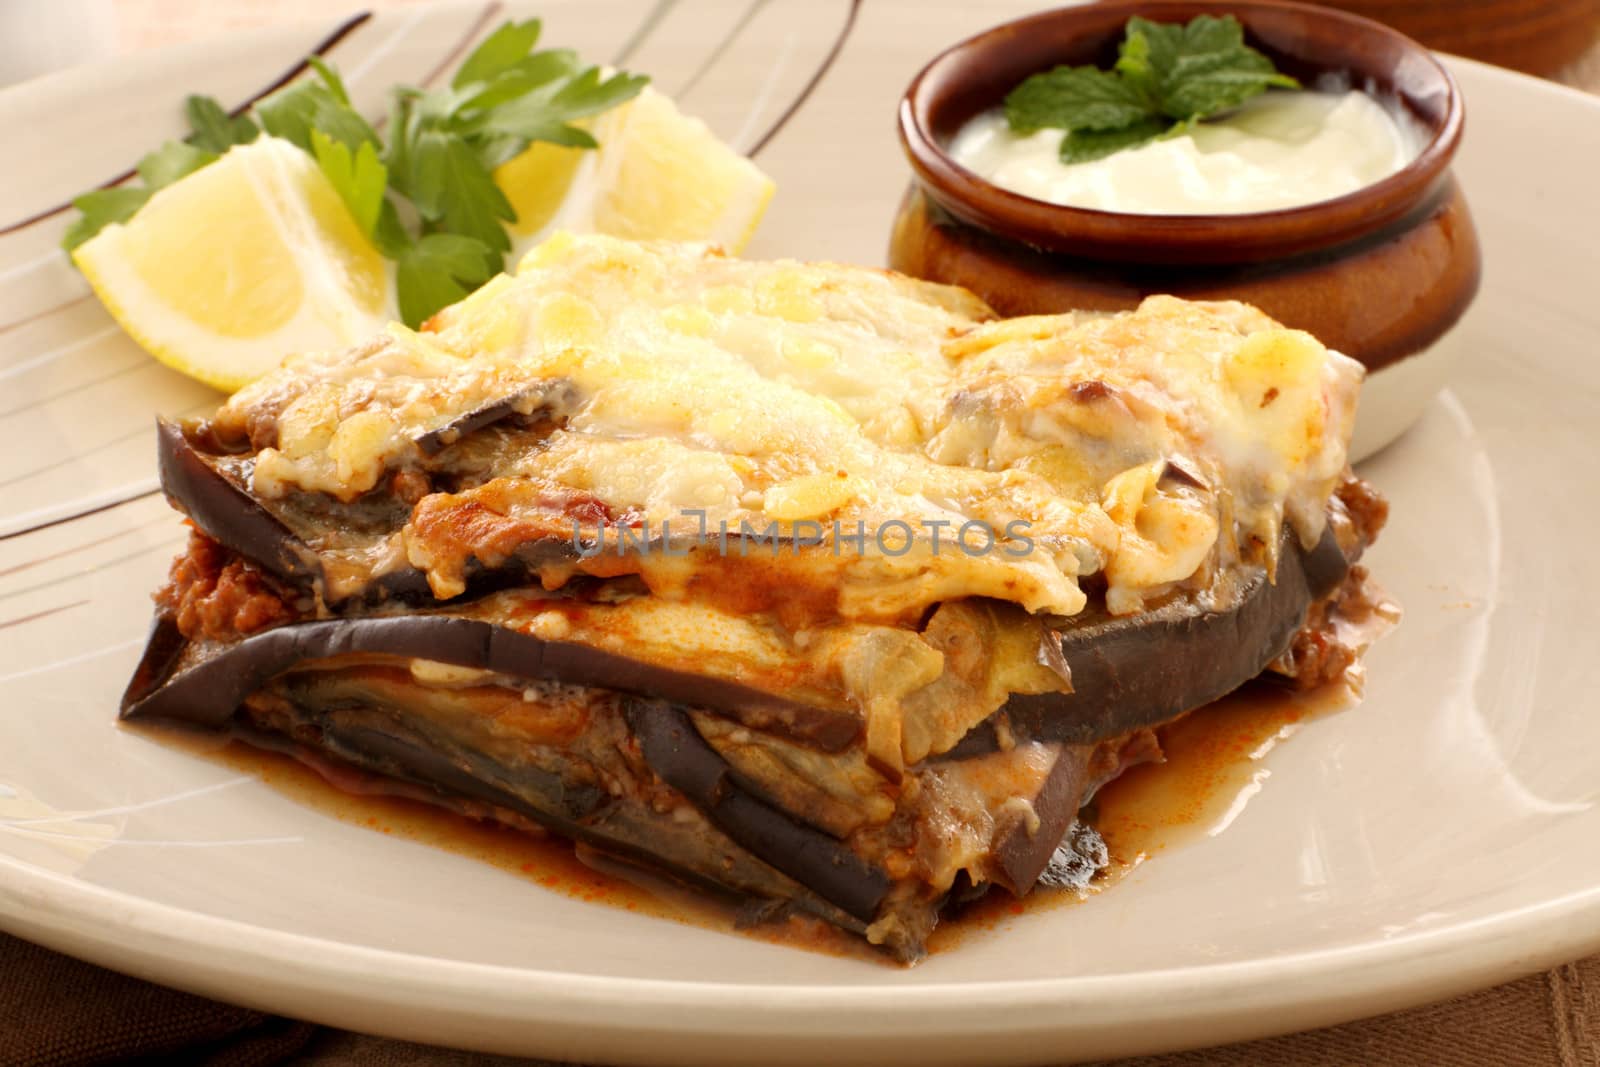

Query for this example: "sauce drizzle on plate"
[128,673,1359,962]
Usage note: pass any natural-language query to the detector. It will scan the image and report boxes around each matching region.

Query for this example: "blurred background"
[1316,0,1600,79]
[2,0,1598,90]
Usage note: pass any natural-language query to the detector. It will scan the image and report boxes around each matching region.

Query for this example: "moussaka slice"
[123,235,1390,961]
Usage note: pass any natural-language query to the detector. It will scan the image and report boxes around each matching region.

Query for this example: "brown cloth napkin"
[0,932,314,1066]
[4,929,1598,1066]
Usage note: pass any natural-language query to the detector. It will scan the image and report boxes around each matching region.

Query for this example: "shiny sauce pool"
[927,675,1358,951]
[129,675,1358,962]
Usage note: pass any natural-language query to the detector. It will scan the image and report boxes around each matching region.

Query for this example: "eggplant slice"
[413,380,580,456]
[226,686,874,944]
[133,402,1380,960]
[122,612,860,751]
[158,419,580,606]
[624,698,891,923]
[122,517,1359,960]
[126,526,1349,753]
[158,419,322,585]
[953,526,1351,757]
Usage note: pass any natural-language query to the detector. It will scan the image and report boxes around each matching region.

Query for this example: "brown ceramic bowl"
[890,0,1482,460]
[1313,0,1600,78]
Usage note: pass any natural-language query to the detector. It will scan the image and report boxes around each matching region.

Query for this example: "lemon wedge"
[74,137,391,392]
[496,136,592,240]
[496,87,775,259]
[76,90,771,393]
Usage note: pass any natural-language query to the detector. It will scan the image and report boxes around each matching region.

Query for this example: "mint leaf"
[1162,68,1297,118]
[1168,13,1252,65]
[311,129,386,237]
[452,18,543,89]
[1059,116,1172,163]
[1123,16,1189,93]
[1123,15,1298,120]
[1004,66,1152,133]
[137,140,217,189]
[1113,31,1159,103]
[61,187,150,252]
[1005,15,1299,161]
[184,95,259,153]
[396,233,497,327]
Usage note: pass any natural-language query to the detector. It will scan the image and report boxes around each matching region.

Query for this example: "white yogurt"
[948,90,1421,215]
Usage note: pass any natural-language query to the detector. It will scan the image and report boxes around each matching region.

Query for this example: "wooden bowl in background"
[1311,0,1600,76]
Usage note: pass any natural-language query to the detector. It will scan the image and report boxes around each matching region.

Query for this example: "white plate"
[2,2,1598,1063]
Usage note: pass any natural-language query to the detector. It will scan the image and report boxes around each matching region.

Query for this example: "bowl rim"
[897,0,1466,264]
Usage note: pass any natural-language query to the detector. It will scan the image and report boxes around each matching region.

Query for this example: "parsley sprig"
[1004,15,1299,164]
[63,19,647,327]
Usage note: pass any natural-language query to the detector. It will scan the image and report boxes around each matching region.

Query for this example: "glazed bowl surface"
[1313,0,1600,77]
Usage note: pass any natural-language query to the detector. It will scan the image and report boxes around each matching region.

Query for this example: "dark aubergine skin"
[160,417,653,609]
[121,514,1352,957]
[623,699,891,923]
[413,380,578,456]
[125,518,1352,761]
[158,419,320,584]
[988,742,1096,894]
[121,613,861,752]
[163,381,583,606]
[218,703,871,945]
[124,620,1138,926]
[157,419,438,603]
[159,416,426,604]
[622,700,1155,922]
[622,701,1143,931]
[158,414,1353,751]
[945,526,1351,758]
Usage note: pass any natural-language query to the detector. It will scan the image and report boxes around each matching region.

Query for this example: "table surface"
[12,3,1600,1065]
[108,0,1600,89]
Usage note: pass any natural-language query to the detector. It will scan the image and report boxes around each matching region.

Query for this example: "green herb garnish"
[62,18,647,328]
[183,95,262,153]
[1004,15,1299,163]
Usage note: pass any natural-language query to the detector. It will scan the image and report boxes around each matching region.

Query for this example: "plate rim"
[4,25,1600,1060]
[5,795,1600,1030]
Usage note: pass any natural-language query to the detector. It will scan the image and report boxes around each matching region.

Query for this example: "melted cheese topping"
[214,234,1362,623]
